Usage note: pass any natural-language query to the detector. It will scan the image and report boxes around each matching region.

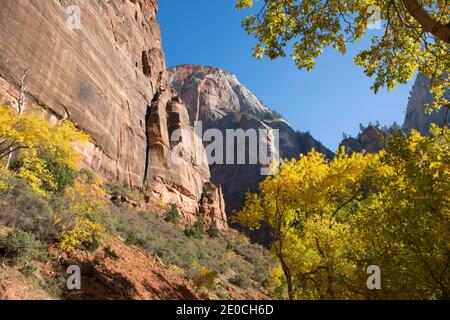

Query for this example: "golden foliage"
[193,266,218,293]
[55,176,106,253]
[0,103,104,253]
[0,103,90,195]
[235,127,450,299]
[237,0,449,109]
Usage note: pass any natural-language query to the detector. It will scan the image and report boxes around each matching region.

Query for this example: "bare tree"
[5,57,30,115]
[3,58,31,168]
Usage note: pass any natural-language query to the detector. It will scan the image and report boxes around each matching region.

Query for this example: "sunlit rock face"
[0,1,226,229]
[169,64,273,123]
[169,64,333,220]
[0,0,164,186]
[403,74,449,135]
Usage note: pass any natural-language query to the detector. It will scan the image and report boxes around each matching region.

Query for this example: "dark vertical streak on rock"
[143,103,152,187]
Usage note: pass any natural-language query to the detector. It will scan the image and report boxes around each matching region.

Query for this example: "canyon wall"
[0,0,226,229]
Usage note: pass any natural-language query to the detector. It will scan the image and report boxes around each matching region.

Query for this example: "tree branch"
[401,0,450,43]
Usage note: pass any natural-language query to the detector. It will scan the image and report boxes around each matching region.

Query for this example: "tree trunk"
[278,253,294,300]
[5,150,12,169]
[401,0,450,43]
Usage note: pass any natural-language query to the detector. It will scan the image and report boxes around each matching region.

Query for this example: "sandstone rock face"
[0,0,162,186]
[169,65,273,123]
[168,64,332,218]
[0,1,226,228]
[403,74,449,135]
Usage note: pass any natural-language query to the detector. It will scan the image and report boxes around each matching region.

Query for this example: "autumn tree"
[234,150,380,299]
[193,266,218,294]
[54,172,106,253]
[0,103,106,253]
[237,0,449,109]
[235,127,449,299]
[352,126,450,299]
[0,103,90,195]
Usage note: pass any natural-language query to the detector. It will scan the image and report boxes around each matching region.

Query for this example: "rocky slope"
[0,0,226,228]
[62,242,269,300]
[403,74,449,134]
[168,65,332,216]
[0,239,269,300]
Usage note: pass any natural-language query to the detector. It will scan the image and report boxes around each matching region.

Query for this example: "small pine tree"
[0,229,43,267]
[184,218,204,239]
[206,222,219,238]
[164,204,180,224]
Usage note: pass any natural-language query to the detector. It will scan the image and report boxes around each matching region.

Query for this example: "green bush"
[43,275,66,298]
[0,177,56,241]
[86,235,101,252]
[78,168,96,184]
[10,154,76,194]
[44,155,77,193]
[22,264,38,277]
[184,218,205,239]
[215,286,230,299]
[164,204,180,224]
[107,181,142,202]
[229,274,252,289]
[207,222,219,238]
[0,229,44,267]
[125,231,144,246]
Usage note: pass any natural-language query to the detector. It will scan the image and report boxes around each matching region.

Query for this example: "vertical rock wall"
[0,0,226,229]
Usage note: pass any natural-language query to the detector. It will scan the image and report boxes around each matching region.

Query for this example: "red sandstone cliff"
[0,0,226,229]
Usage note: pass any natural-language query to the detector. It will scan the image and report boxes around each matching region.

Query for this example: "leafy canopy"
[234,127,450,299]
[0,103,104,253]
[235,149,380,299]
[0,103,90,195]
[237,0,449,109]
[54,174,106,253]
[353,126,450,299]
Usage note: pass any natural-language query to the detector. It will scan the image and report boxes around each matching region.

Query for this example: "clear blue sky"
[158,0,414,151]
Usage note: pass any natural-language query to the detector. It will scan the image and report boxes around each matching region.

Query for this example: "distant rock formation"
[341,74,449,155]
[340,125,384,154]
[168,64,333,217]
[0,0,226,228]
[403,74,449,134]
